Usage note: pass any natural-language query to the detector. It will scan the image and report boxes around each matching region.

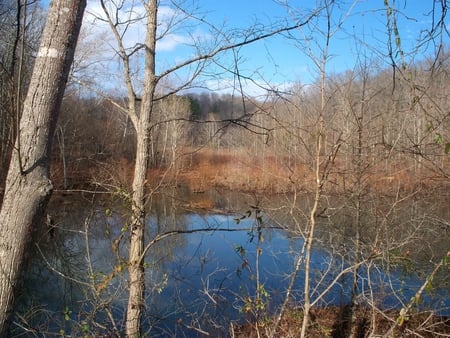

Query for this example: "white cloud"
[76,2,289,96]
[83,2,192,54]
[74,1,205,91]
[157,33,191,52]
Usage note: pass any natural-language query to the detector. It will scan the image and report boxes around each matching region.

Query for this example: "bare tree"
[0,0,43,187]
[89,1,318,334]
[0,0,86,335]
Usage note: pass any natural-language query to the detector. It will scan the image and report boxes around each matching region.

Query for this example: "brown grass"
[50,148,449,196]
[232,307,450,338]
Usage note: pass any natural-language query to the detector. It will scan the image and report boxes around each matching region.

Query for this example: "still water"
[14,189,450,336]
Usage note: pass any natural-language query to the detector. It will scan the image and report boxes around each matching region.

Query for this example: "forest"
[0,0,449,337]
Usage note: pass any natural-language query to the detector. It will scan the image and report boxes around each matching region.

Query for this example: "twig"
[383,251,449,337]
[139,225,283,265]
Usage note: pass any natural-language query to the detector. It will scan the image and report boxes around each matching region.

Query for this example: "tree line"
[46,54,450,193]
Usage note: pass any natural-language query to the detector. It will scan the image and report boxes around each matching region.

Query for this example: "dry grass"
[232,307,450,338]
[50,148,449,196]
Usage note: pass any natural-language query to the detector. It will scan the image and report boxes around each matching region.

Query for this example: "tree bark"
[125,1,157,336]
[0,0,85,335]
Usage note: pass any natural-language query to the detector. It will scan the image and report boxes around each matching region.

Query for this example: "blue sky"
[157,0,446,95]
[77,0,448,96]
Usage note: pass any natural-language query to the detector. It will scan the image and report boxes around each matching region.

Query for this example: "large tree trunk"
[126,130,150,336]
[0,0,85,335]
[125,1,157,336]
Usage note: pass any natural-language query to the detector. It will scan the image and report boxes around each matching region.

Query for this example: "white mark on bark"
[37,47,60,58]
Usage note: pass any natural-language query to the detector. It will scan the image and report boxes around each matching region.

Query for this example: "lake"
[13,188,450,336]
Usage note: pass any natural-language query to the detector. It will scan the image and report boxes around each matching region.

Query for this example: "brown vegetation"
[232,307,450,338]
[50,148,450,197]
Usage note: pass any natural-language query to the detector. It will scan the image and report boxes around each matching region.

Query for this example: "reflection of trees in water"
[263,190,449,324]
[143,191,241,335]
[263,191,448,268]
[12,191,449,335]
[14,196,113,335]
[13,194,137,335]
[14,191,222,335]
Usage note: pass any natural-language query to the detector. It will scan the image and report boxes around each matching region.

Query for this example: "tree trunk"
[126,129,149,336]
[0,0,85,335]
[125,1,158,336]
[300,123,322,338]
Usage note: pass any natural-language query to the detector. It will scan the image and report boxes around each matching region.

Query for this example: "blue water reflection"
[15,205,449,336]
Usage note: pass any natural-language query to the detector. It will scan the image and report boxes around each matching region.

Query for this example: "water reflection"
[13,190,450,336]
